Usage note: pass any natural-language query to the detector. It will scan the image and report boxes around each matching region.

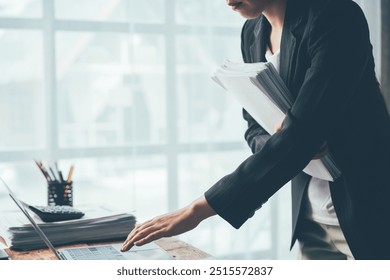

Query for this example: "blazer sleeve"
[240,20,271,154]
[205,2,371,229]
[243,110,271,154]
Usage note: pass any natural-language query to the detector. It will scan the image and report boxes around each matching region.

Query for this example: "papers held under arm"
[212,60,341,182]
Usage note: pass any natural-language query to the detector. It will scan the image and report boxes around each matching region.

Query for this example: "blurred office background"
[0,0,384,259]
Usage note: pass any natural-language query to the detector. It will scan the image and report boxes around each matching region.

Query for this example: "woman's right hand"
[120,195,216,252]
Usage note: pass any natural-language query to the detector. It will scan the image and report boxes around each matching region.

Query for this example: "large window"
[0,0,381,259]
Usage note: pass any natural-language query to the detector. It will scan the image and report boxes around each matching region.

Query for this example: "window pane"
[176,33,246,143]
[59,156,168,218]
[56,32,166,148]
[178,150,250,202]
[54,0,164,23]
[175,0,244,26]
[0,161,46,211]
[0,156,168,219]
[0,30,45,150]
[353,0,381,79]
[0,0,42,18]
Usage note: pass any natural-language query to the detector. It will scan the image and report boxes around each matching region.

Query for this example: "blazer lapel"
[249,16,270,63]
[280,0,307,91]
[279,27,296,87]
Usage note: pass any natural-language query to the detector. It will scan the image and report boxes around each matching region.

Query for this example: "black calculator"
[27,205,85,222]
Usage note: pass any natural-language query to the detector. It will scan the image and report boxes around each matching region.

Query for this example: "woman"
[121,0,390,259]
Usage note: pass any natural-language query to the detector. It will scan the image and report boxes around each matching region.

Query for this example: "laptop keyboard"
[66,245,126,260]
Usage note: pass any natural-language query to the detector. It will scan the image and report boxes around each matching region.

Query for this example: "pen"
[58,171,64,182]
[55,161,60,179]
[49,167,58,182]
[54,161,65,182]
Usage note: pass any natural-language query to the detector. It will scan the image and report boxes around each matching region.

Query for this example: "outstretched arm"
[120,195,216,252]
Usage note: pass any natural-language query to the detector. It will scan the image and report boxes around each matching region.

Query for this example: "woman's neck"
[263,0,287,30]
[263,0,287,54]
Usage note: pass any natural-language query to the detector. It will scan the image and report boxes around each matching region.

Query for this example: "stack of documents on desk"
[212,60,341,181]
[0,205,136,251]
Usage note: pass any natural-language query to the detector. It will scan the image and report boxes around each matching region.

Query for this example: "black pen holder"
[48,181,73,206]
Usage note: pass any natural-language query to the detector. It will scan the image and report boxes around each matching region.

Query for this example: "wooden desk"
[3,237,210,260]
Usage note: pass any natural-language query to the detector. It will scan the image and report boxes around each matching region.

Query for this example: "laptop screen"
[0,177,63,260]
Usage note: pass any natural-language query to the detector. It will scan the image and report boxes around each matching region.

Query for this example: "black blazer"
[205,0,390,259]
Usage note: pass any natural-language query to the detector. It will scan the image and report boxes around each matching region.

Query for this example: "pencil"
[67,164,75,183]
[40,161,53,182]
[34,160,51,182]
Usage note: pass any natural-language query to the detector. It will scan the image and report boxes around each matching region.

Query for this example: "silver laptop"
[1,178,173,260]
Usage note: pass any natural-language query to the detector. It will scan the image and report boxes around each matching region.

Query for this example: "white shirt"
[265,48,280,73]
[265,46,339,226]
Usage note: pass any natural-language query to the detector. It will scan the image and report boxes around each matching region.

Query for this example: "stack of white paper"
[0,205,136,251]
[212,60,341,181]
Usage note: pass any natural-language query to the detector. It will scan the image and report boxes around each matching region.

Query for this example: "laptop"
[1,178,173,260]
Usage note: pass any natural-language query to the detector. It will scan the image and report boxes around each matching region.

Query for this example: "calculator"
[27,205,85,222]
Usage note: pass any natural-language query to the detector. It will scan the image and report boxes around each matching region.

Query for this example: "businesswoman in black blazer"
[122,0,390,259]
